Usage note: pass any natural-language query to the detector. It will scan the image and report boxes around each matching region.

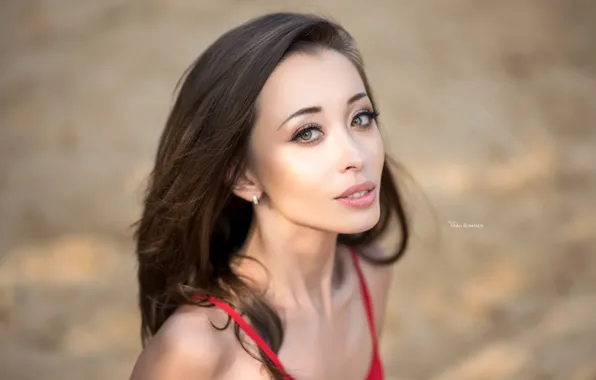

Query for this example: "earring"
[252,195,260,205]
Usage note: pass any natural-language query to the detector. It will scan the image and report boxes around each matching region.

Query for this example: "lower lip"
[336,188,377,208]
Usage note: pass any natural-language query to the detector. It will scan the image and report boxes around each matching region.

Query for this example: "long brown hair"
[134,12,409,379]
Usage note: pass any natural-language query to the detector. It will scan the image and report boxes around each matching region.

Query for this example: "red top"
[193,247,384,379]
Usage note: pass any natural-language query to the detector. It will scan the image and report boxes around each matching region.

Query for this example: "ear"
[231,166,262,203]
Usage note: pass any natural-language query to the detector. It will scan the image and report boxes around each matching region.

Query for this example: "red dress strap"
[192,246,384,379]
[192,296,291,378]
[349,247,378,347]
[349,247,385,380]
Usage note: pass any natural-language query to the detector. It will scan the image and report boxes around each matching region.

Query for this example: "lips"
[335,180,376,199]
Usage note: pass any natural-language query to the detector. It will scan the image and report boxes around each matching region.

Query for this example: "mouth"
[335,180,376,199]
[344,189,372,199]
[337,189,377,208]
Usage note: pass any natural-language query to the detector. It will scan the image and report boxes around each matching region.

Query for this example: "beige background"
[1,1,595,379]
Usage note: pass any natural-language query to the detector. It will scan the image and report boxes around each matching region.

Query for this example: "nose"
[336,130,365,173]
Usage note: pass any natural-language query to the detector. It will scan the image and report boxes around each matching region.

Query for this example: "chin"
[335,207,381,235]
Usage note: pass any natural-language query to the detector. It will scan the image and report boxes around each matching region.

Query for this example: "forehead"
[256,49,366,118]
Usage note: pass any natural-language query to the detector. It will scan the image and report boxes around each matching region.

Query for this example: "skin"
[130,48,394,380]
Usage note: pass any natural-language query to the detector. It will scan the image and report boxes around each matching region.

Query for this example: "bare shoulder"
[130,306,233,380]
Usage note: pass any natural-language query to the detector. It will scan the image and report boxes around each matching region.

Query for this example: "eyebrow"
[277,92,369,130]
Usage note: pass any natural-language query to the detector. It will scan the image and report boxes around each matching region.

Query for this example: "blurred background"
[1,1,595,379]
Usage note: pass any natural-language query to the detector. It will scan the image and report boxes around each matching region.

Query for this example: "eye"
[351,110,379,128]
[291,125,323,144]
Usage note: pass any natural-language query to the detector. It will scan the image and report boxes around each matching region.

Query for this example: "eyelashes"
[291,125,323,143]
[351,110,379,128]
[290,109,379,144]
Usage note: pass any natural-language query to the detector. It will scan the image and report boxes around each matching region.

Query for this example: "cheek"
[257,148,326,201]
[367,128,386,175]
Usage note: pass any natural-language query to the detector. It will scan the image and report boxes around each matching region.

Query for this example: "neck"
[236,213,345,315]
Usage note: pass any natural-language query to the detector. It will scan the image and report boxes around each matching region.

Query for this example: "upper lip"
[335,180,376,199]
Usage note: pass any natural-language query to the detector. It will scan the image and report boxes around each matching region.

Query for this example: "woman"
[130,12,409,380]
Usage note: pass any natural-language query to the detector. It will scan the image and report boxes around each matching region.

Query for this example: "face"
[245,48,385,234]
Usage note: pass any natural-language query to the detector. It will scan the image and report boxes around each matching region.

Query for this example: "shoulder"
[130,306,233,380]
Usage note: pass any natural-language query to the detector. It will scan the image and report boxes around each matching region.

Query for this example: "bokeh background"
[1,1,595,379]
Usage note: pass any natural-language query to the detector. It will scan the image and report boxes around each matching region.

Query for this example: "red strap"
[193,247,378,379]
[349,247,379,348]
[192,296,289,376]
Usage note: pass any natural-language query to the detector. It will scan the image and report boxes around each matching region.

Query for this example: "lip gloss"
[336,188,376,208]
